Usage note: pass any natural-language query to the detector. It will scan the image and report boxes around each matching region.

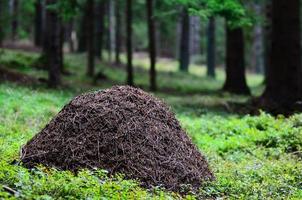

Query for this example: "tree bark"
[261,0,302,109]
[45,0,61,87]
[126,0,134,85]
[115,0,122,65]
[207,17,216,78]
[263,0,272,83]
[146,0,157,91]
[86,0,95,77]
[78,9,88,53]
[108,0,115,63]
[11,0,19,41]
[34,0,43,47]
[59,22,65,73]
[0,0,4,47]
[223,26,250,95]
[179,8,190,72]
[95,1,105,59]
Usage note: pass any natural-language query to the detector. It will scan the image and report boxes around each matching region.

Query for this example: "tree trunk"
[86,0,95,77]
[34,0,43,47]
[78,10,88,53]
[179,8,190,72]
[261,0,302,110]
[59,22,65,73]
[251,25,264,74]
[115,0,122,65]
[95,1,105,59]
[147,0,157,91]
[0,0,4,47]
[207,17,216,78]
[45,0,61,87]
[263,0,272,83]
[189,16,201,56]
[223,26,250,95]
[126,0,133,85]
[108,0,115,63]
[65,20,75,53]
[11,0,19,41]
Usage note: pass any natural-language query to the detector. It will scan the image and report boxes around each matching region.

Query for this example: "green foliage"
[168,0,254,27]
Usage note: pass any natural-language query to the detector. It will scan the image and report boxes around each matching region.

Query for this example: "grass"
[0,50,301,199]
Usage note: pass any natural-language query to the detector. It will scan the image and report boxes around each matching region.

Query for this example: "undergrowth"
[0,50,301,199]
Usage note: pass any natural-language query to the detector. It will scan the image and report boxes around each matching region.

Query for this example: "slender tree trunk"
[261,0,302,110]
[34,0,43,47]
[95,1,105,59]
[126,0,133,85]
[147,0,157,91]
[115,0,121,64]
[66,20,75,53]
[189,16,201,56]
[207,17,216,78]
[223,26,250,95]
[59,22,64,73]
[251,25,264,74]
[86,0,95,77]
[179,8,190,72]
[109,0,115,63]
[11,0,19,41]
[251,3,264,74]
[45,0,61,87]
[78,10,88,53]
[0,0,4,47]
[263,0,272,83]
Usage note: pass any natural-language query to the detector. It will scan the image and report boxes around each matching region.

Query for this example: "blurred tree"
[147,0,157,91]
[126,0,134,85]
[207,17,216,78]
[179,8,190,72]
[11,0,19,41]
[115,0,122,65]
[263,0,272,83]
[78,8,88,53]
[223,26,250,95]
[95,0,105,60]
[107,0,114,62]
[34,0,43,47]
[250,2,263,74]
[0,0,4,46]
[260,0,302,111]
[86,0,95,77]
[44,0,61,87]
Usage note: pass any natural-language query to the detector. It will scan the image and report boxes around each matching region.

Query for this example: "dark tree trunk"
[34,0,43,47]
[86,0,95,77]
[115,0,122,65]
[263,0,272,83]
[261,0,302,110]
[78,10,88,53]
[59,22,65,73]
[146,0,157,91]
[179,8,190,72]
[45,0,61,87]
[0,0,4,47]
[207,17,216,78]
[126,0,133,85]
[11,0,19,41]
[223,27,250,95]
[107,0,115,63]
[95,1,105,59]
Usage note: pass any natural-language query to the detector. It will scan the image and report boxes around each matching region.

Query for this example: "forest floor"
[0,49,302,199]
